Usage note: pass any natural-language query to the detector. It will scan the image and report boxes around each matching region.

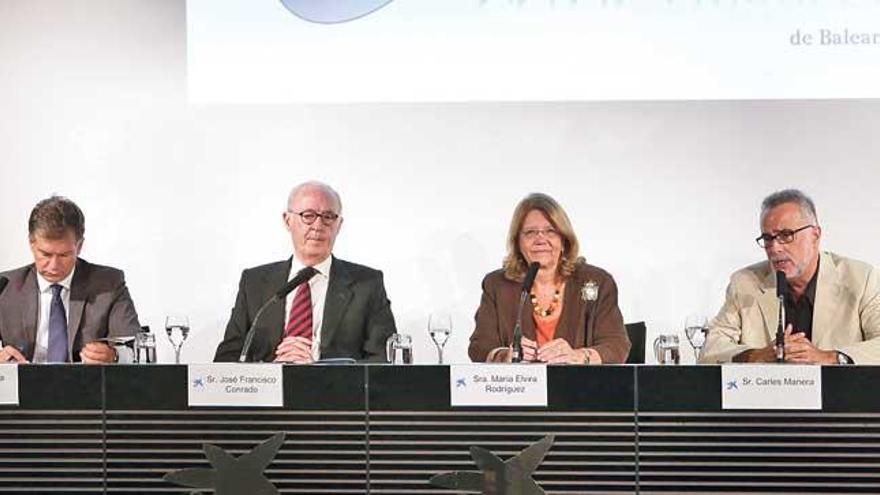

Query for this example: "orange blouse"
[534,314,560,347]
[533,296,564,347]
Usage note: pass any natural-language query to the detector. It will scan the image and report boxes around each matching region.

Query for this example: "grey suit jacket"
[213,256,397,362]
[0,259,141,361]
[701,251,880,364]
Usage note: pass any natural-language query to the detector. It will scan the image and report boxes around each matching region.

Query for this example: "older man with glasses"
[214,181,396,363]
[701,189,880,365]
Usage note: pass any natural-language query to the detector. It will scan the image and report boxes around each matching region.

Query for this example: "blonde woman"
[468,193,630,364]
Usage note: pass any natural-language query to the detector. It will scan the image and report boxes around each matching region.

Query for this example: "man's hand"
[785,332,837,364]
[274,336,314,364]
[734,324,792,363]
[0,345,28,363]
[80,342,117,364]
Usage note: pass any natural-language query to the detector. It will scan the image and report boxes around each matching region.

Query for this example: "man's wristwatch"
[836,351,853,365]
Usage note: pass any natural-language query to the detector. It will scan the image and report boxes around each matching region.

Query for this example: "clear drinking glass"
[385,333,413,365]
[165,315,190,364]
[684,314,708,361]
[135,331,157,364]
[427,313,452,365]
[653,334,681,365]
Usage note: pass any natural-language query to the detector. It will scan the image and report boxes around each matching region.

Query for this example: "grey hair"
[286,181,343,213]
[760,189,818,225]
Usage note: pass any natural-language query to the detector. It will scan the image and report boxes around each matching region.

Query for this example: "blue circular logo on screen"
[279,0,396,24]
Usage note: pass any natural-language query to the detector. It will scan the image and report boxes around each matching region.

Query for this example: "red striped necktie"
[284,281,313,339]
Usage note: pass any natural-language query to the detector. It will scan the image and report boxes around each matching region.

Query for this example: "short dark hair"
[760,189,818,225]
[28,196,85,241]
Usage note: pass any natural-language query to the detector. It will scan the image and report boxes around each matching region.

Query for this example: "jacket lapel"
[321,257,354,352]
[756,266,780,342]
[21,267,39,359]
[812,252,840,347]
[67,260,88,354]
[557,274,585,344]
[264,259,293,348]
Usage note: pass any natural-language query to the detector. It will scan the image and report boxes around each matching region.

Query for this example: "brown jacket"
[468,262,631,363]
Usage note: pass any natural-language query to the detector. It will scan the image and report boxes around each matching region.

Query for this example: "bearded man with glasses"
[214,181,396,363]
[701,189,880,365]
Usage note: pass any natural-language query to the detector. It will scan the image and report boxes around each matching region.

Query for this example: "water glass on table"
[427,313,452,364]
[165,315,190,364]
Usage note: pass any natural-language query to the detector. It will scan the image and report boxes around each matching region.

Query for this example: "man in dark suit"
[214,181,396,363]
[0,196,141,363]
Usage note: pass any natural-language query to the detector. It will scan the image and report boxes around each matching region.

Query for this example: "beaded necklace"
[530,285,561,318]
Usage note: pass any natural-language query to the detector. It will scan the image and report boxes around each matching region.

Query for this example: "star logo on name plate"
[164,433,285,495]
[726,380,739,390]
[430,435,554,494]
[192,377,205,388]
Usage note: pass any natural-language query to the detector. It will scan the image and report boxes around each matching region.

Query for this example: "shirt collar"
[290,255,332,280]
[36,265,76,294]
[786,257,819,306]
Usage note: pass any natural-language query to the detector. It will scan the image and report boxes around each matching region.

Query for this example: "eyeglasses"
[755,225,814,248]
[520,227,560,240]
[288,209,340,226]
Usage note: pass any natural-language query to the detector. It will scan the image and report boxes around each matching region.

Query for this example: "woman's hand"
[537,338,588,364]
[487,337,539,363]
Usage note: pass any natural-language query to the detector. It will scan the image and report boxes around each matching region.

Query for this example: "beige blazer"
[701,251,880,364]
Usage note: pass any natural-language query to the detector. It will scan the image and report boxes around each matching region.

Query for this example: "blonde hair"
[502,193,582,282]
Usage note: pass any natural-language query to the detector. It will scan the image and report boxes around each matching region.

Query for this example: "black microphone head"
[775,270,789,298]
[522,262,540,293]
[0,276,8,297]
[274,266,318,300]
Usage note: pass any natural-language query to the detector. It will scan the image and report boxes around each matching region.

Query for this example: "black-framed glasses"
[289,209,340,226]
[755,225,814,248]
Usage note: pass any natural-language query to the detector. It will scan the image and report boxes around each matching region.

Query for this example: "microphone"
[512,262,540,363]
[0,277,8,298]
[775,270,787,363]
[238,266,317,363]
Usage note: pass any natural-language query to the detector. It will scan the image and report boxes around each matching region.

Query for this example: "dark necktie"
[47,284,68,363]
[284,283,313,340]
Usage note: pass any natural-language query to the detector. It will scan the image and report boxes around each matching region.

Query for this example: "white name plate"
[0,365,18,405]
[721,364,822,410]
[450,364,548,407]
[188,364,283,407]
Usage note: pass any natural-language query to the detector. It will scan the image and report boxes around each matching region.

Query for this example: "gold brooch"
[581,281,599,302]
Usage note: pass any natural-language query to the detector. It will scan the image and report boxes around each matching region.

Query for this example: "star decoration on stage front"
[164,432,285,495]
[430,435,554,494]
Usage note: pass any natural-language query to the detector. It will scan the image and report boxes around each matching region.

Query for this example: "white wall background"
[1,0,878,364]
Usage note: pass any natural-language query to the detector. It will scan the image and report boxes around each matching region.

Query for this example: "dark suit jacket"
[468,262,631,364]
[0,259,141,361]
[214,256,397,362]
